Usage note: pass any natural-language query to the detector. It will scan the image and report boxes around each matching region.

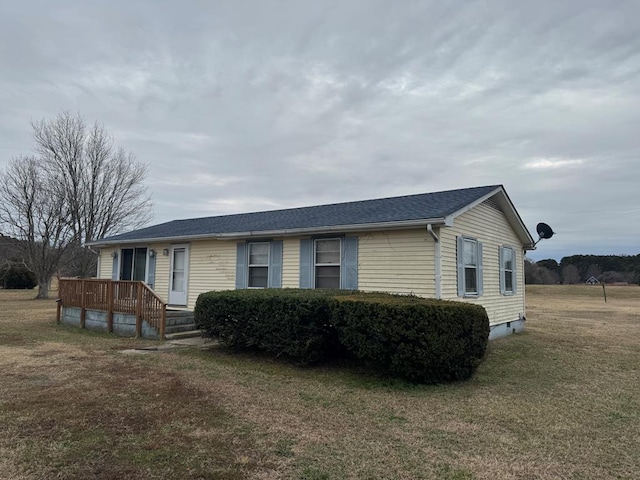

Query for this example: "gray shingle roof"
[94,185,502,244]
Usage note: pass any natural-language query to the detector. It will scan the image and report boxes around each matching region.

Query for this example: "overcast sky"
[1,0,639,261]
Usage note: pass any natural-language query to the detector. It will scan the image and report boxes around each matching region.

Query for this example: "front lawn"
[1,286,638,479]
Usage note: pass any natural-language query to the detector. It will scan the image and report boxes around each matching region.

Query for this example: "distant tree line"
[525,255,640,285]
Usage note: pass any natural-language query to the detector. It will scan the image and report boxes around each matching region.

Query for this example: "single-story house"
[87,185,536,339]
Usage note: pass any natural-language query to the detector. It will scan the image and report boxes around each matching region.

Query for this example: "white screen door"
[169,244,189,305]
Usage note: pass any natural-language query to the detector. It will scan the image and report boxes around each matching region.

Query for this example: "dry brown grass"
[1,286,639,479]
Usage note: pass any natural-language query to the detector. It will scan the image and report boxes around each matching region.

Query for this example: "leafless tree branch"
[0,112,153,297]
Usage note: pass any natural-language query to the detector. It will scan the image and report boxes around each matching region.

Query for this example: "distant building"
[585,276,600,285]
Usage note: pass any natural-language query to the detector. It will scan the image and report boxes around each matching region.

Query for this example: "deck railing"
[57,278,167,338]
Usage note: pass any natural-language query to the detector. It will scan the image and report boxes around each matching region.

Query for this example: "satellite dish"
[536,223,554,240]
[534,222,555,246]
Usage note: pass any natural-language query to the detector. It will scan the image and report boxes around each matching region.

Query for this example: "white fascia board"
[87,217,447,247]
[448,186,504,219]
[447,186,536,249]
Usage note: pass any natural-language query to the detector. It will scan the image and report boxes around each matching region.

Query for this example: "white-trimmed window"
[463,239,478,295]
[236,241,282,289]
[500,246,516,295]
[314,238,341,288]
[299,237,358,290]
[248,242,269,288]
[457,236,484,297]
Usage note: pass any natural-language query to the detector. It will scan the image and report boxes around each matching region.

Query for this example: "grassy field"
[0,285,639,479]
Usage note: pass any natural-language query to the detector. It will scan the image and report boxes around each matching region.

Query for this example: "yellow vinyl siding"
[148,243,171,299]
[98,197,526,322]
[282,236,301,288]
[440,201,525,325]
[97,248,115,279]
[358,229,436,297]
[186,239,236,308]
[100,241,235,308]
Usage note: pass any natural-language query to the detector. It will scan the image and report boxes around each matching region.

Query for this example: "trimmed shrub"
[194,289,346,364]
[0,265,37,289]
[194,289,490,383]
[332,294,490,383]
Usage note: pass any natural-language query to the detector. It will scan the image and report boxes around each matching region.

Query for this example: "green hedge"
[194,289,346,364]
[0,265,37,289]
[194,289,490,383]
[332,294,490,383]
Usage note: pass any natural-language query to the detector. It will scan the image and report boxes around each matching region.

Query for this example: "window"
[248,242,269,288]
[120,247,147,281]
[299,237,358,290]
[463,239,478,295]
[500,246,516,295]
[457,237,483,297]
[172,247,186,291]
[236,241,282,289]
[314,238,341,288]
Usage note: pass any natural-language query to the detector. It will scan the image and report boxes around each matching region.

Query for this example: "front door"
[168,244,189,305]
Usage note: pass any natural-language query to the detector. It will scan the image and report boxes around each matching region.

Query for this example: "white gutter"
[87,217,447,247]
[426,224,442,299]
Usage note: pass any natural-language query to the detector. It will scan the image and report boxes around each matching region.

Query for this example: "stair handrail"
[57,278,167,339]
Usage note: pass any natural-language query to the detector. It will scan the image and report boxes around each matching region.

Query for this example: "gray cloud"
[1,0,639,261]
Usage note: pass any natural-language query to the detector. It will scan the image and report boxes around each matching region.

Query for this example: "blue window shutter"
[147,251,156,289]
[499,247,505,295]
[112,252,118,280]
[456,237,464,297]
[236,242,247,289]
[269,240,283,288]
[477,241,484,296]
[299,239,313,289]
[341,236,358,290]
[513,249,518,294]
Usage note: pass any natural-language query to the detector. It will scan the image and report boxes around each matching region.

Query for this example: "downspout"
[426,224,441,299]
[521,248,527,322]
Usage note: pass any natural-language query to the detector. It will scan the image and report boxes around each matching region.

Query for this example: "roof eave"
[447,186,536,249]
[87,217,447,247]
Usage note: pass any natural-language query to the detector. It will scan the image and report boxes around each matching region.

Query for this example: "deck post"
[135,282,143,337]
[80,280,86,329]
[107,281,114,333]
[160,304,166,340]
[56,298,62,323]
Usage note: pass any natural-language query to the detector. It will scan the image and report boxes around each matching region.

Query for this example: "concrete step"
[164,329,203,340]
[166,310,194,318]
[165,322,197,334]
[166,315,195,327]
[166,310,194,324]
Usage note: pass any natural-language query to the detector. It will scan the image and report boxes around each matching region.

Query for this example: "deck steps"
[165,310,197,335]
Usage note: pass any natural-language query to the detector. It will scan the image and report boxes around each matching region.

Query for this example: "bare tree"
[0,157,76,298]
[0,112,152,297]
[562,265,581,284]
[32,112,152,277]
[585,264,602,280]
[524,258,560,284]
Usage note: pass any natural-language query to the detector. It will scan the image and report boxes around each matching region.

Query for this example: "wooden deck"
[57,278,167,338]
